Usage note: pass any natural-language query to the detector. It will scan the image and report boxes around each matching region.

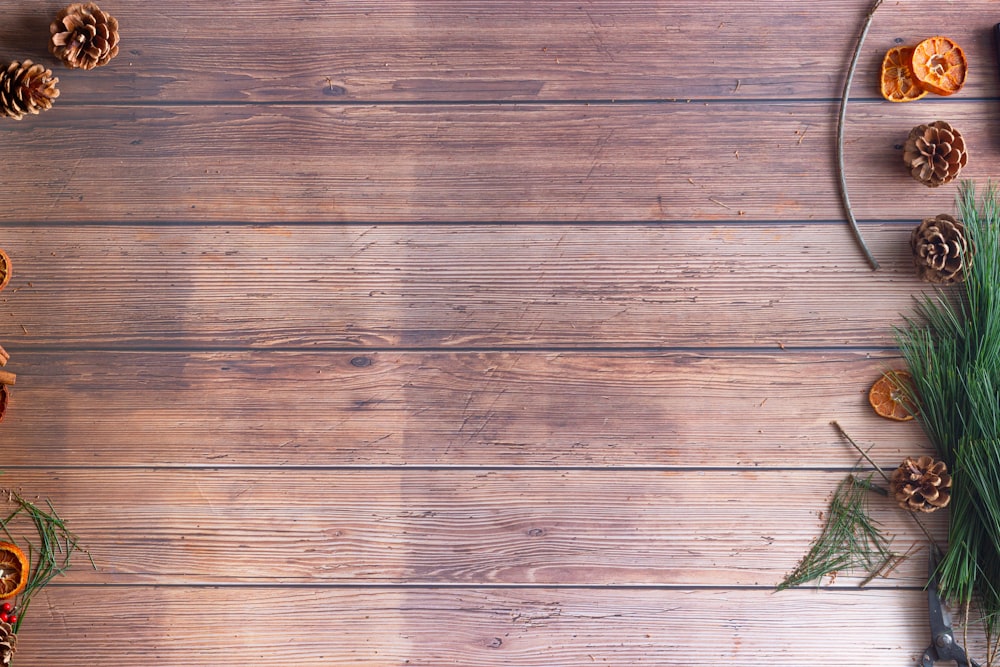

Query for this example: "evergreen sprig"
[777,473,896,590]
[0,489,93,633]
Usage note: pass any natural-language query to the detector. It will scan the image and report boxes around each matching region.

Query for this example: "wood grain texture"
[1,1,996,103]
[0,102,994,223]
[2,350,927,467]
[0,469,942,586]
[0,0,985,663]
[0,223,942,348]
[13,586,954,666]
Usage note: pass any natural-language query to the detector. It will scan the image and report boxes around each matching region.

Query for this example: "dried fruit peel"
[880,46,927,102]
[910,36,967,96]
[868,370,917,421]
[0,542,28,600]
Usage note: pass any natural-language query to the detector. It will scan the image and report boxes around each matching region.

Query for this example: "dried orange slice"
[0,542,28,599]
[910,36,967,96]
[869,370,917,421]
[0,249,10,293]
[880,46,928,102]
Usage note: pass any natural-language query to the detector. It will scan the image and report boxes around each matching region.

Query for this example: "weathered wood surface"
[3,350,925,466]
[0,0,994,665]
[15,587,955,667]
[0,1,996,103]
[0,224,941,348]
[0,469,945,586]
[0,102,993,223]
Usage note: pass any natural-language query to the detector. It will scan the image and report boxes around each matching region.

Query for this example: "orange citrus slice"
[0,249,10,292]
[869,370,917,421]
[910,36,967,96]
[880,46,928,102]
[0,542,28,599]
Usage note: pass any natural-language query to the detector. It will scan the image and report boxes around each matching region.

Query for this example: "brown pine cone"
[911,214,970,284]
[0,620,16,665]
[49,2,120,70]
[903,121,968,187]
[889,455,952,513]
[0,61,59,120]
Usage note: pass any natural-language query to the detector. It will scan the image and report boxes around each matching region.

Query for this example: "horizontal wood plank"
[0,223,947,348]
[14,586,954,666]
[1,350,929,467]
[0,103,994,223]
[2,1,995,103]
[0,469,942,587]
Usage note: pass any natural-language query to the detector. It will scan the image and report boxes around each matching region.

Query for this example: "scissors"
[920,548,980,667]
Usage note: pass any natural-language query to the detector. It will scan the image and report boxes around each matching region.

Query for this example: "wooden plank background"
[0,0,994,664]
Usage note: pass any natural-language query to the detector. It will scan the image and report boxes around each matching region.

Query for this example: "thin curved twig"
[837,0,883,271]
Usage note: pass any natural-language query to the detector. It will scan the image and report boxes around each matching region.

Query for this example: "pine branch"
[896,182,1000,660]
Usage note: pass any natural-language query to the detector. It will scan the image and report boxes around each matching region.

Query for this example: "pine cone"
[911,214,970,284]
[0,620,17,665]
[49,2,120,70]
[889,456,952,513]
[903,121,968,187]
[0,61,59,120]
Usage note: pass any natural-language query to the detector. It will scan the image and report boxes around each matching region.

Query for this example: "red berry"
[8,615,17,624]
[0,604,11,614]
[0,613,9,623]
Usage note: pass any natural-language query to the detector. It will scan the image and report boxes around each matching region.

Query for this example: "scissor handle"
[920,638,981,667]
[995,23,1000,73]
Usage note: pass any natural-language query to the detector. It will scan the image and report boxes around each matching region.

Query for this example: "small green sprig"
[777,473,896,590]
[0,489,94,633]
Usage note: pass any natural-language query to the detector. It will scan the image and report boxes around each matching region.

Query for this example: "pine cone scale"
[890,455,952,513]
[904,120,968,187]
[0,620,16,665]
[49,2,119,70]
[0,60,59,120]
[911,213,969,283]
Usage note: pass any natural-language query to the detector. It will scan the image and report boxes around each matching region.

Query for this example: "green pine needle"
[896,181,1000,645]
[0,489,92,634]
[777,473,896,590]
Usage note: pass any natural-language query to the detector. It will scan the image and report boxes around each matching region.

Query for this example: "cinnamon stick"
[0,370,15,386]
[0,343,9,367]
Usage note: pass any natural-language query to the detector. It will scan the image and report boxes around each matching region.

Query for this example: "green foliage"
[777,474,895,590]
[0,489,92,632]
[897,181,1000,641]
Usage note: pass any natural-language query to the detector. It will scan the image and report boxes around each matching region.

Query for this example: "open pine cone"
[49,2,120,70]
[889,455,952,513]
[0,620,16,666]
[903,121,968,187]
[0,60,59,120]
[911,214,969,284]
